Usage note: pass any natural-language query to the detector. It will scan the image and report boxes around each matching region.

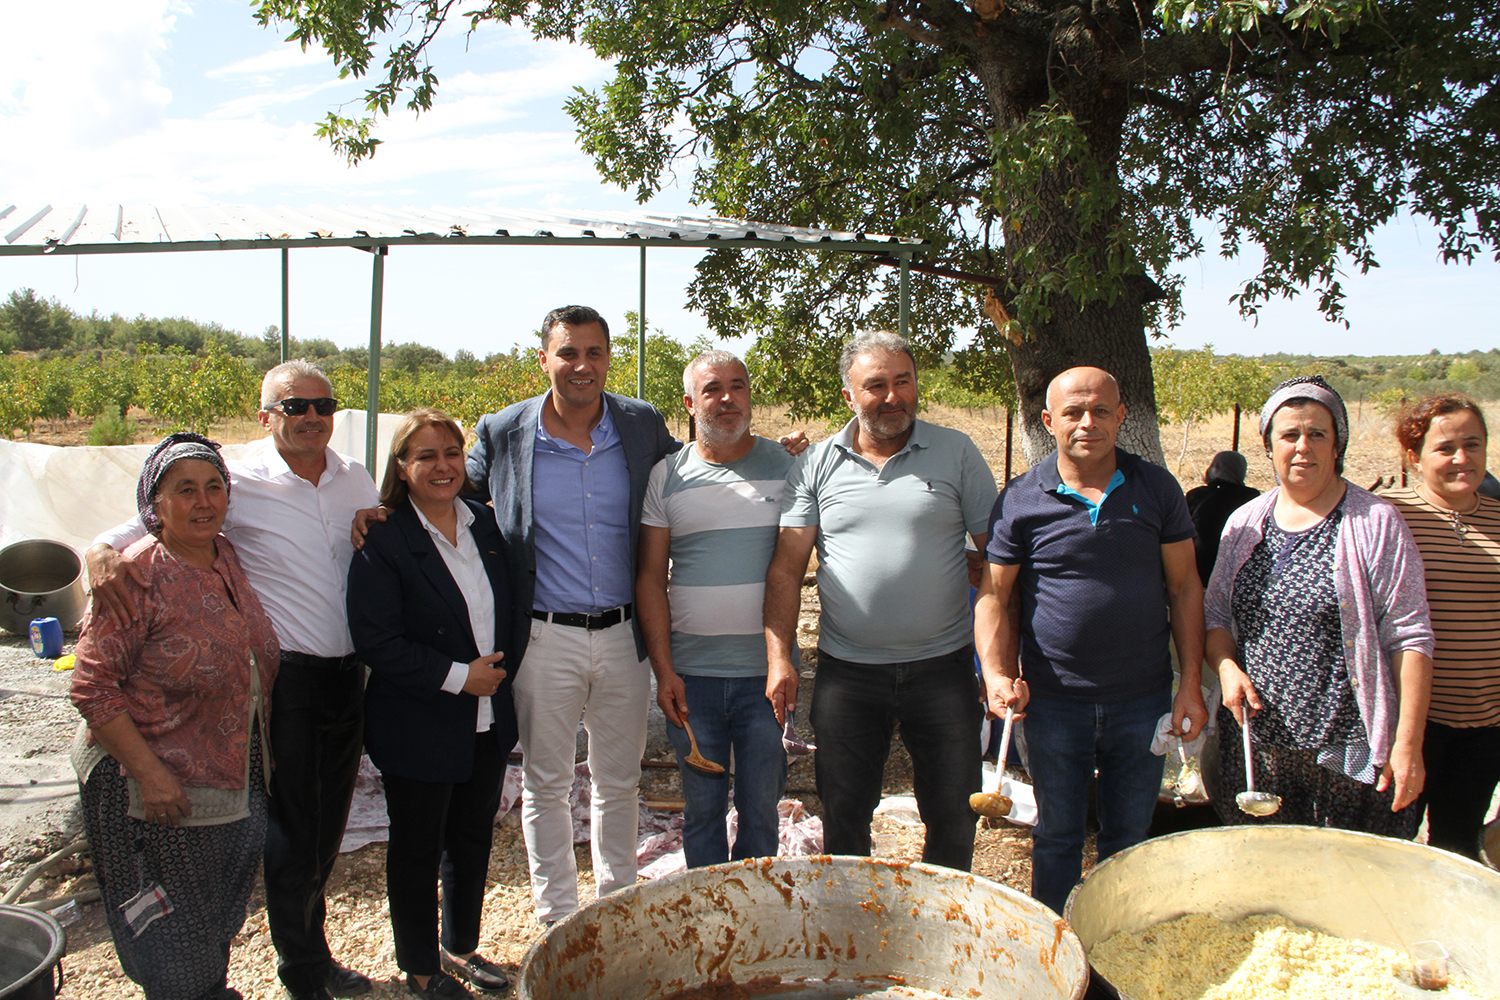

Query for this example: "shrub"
[87,411,136,446]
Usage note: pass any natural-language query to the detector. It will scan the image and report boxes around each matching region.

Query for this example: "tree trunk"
[964,12,1164,468]
[1004,292,1164,466]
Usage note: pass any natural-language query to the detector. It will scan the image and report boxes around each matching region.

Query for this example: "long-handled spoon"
[681,719,724,774]
[970,706,1015,818]
[1235,712,1281,816]
[782,708,815,756]
[1176,742,1204,799]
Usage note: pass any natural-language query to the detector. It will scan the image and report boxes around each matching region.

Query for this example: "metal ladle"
[1235,712,1281,816]
[680,718,724,774]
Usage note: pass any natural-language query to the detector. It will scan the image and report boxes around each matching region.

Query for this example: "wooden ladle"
[970,706,1015,818]
[681,719,724,774]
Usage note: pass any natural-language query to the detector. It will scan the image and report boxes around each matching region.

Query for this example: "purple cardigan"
[1204,483,1434,780]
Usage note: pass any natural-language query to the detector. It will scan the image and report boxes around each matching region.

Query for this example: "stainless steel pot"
[520,856,1088,1000]
[0,540,86,637]
[1065,825,1500,998]
[0,905,64,1000]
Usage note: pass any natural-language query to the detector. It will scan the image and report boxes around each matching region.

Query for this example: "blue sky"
[3,0,1496,361]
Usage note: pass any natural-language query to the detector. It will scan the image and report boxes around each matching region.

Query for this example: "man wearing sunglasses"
[87,360,380,1000]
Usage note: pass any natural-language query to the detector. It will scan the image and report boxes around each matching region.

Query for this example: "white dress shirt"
[94,438,379,658]
[413,499,497,733]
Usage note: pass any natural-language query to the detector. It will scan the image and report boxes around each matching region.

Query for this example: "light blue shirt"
[530,396,634,612]
[1053,468,1125,526]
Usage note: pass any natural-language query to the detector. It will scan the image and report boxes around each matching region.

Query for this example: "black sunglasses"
[268,397,337,417]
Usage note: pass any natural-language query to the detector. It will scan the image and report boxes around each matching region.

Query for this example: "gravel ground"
[0,581,1040,1000]
[6,402,1494,998]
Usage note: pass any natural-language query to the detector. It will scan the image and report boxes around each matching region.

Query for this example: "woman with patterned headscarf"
[1203,376,1435,836]
[71,433,280,1000]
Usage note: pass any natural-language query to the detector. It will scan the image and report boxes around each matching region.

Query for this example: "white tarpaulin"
[0,410,403,560]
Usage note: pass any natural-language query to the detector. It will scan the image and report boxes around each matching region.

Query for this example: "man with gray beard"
[763,332,998,870]
[636,351,793,866]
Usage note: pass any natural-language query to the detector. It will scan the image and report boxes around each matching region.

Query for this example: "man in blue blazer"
[465,305,680,924]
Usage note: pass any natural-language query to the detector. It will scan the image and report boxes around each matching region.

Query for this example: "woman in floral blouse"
[1205,376,1434,836]
[71,433,279,1000]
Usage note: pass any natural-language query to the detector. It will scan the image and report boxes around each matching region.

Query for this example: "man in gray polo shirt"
[764,331,997,870]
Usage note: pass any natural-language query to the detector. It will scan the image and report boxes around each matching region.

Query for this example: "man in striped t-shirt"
[636,350,796,866]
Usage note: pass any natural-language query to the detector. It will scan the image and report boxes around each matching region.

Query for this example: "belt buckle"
[584,610,608,631]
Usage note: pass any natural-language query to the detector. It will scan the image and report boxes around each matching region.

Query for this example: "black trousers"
[1421,720,1500,859]
[810,645,983,871]
[382,731,513,976]
[264,653,365,992]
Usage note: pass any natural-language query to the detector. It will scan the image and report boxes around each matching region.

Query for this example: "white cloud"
[205,78,349,121]
[0,0,177,151]
[206,43,329,78]
[0,3,620,210]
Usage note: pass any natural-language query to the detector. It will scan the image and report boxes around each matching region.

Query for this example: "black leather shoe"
[441,950,511,994]
[408,971,474,1000]
[284,987,333,1000]
[325,964,372,998]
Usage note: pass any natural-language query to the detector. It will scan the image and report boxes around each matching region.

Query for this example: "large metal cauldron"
[0,905,64,1000]
[520,856,1088,1000]
[1065,826,1500,998]
[0,541,86,637]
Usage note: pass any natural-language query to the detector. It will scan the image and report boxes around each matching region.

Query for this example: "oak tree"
[256,0,1500,461]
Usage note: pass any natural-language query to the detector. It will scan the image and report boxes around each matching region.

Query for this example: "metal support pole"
[637,246,647,399]
[280,248,290,362]
[365,246,388,474]
[898,253,911,339]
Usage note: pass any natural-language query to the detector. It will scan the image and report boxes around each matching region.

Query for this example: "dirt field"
[27,392,1489,493]
[6,395,1494,999]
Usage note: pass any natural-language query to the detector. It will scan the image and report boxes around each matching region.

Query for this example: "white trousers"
[513,616,650,921]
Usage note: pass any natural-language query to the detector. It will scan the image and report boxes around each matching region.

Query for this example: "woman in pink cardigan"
[1204,376,1434,836]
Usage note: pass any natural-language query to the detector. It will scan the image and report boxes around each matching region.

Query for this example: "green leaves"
[1151,346,1282,470]
[1159,0,1373,41]
[0,358,40,440]
[254,0,1500,439]
[136,345,261,435]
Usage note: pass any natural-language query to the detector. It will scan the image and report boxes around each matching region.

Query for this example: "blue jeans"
[1023,687,1170,915]
[811,646,983,871]
[665,674,788,867]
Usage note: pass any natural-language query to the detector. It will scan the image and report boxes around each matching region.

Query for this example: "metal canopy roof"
[2,200,930,470]
[0,202,931,256]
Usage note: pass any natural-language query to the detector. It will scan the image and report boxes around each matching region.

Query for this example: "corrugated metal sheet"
[0,202,929,255]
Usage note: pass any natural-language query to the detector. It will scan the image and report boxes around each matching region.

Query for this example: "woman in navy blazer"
[347,409,518,1000]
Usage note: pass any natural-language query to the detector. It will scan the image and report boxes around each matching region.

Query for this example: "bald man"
[974,367,1208,914]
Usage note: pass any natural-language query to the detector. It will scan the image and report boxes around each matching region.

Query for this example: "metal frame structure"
[2,202,931,469]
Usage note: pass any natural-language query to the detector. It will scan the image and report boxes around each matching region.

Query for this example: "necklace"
[1418,485,1481,545]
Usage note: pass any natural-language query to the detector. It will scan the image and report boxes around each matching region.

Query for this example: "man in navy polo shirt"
[974,366,1207,914]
